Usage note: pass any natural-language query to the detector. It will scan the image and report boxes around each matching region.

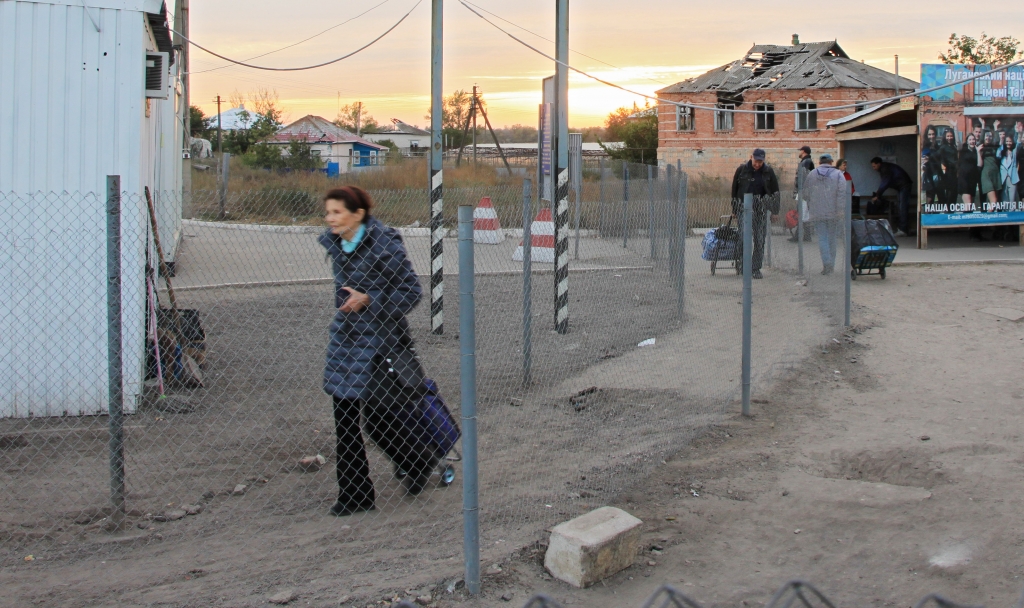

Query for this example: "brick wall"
[658,88,894,184]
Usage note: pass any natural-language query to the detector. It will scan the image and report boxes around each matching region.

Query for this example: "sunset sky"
[186,0,1021,130]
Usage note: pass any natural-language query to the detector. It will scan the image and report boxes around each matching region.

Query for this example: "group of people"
[923,120,1023,210]
[730,146,892,277]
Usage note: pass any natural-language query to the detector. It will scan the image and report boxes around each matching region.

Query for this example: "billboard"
[918,64,1023,228]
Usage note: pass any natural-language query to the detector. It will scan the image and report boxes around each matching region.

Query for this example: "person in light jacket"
[801,154,848,275]
[319,186,426,517]
[998,131,1020,202]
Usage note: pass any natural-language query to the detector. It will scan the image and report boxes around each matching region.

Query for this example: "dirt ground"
[0,231,846,608]
[9,259,1015,608]
[439,263,1024,608]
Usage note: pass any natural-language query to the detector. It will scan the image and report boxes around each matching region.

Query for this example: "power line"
[459,0,1024,115]
[173,0,421,72]
[460,0,671,86]
[189,0,395,75]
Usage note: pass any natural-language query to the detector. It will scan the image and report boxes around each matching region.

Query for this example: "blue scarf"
[341,223,366,254]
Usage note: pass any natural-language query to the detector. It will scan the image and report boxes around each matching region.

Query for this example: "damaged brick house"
[657,37,918,188]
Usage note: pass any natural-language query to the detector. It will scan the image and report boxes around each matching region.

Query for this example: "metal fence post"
[457,204,480,595]
[218,152,230,220]
[429,0,445,335]
[677,172,688,318]
[522,179,533,386]
[106,176,127,531]
[765,209,773,268]
[571,134,582,261]
[844,179,853,327]
[598,158,605,236]
[797,168,805,275]
[622,163,629,249]
[647,164,656,260]
[573,181,581,258]
[741,193,753,417]
[666,164,675,267]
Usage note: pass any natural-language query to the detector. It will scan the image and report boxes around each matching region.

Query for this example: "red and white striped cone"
[512,207,555,263]
[472,197,504,244]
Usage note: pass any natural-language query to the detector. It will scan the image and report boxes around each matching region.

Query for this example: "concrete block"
[544,506,643,588]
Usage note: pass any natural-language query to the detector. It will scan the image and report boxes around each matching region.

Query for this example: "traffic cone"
[512,207,555,263]
[473,197,504,244]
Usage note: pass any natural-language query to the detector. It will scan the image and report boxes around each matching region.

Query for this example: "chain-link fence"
[0,161,852,601]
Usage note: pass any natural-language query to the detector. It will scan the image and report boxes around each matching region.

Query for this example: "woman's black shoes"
[329,500,376,517]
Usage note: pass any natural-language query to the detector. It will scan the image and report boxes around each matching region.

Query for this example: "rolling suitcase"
[702,215,741,275]
[850,218,898,280]
[366,347,460,490]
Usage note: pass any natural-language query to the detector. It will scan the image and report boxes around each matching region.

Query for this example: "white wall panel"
[0,1,165,417]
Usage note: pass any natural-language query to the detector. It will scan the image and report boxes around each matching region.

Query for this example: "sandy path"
[449,263,1024,608]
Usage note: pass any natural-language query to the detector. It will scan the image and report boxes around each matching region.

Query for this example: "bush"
[283,139,323,172]
[242,142,283,170]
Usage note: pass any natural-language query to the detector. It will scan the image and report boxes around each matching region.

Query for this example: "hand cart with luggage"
[850,217,898,280]
[701,215,742,276]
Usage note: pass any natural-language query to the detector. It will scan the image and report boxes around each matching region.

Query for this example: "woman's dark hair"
[835,157,847,168]
[324,186,373,221]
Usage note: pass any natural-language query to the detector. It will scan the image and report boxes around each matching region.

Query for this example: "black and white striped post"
[429,0,444,335]
[553,0,569,334]
[429,170,444,334]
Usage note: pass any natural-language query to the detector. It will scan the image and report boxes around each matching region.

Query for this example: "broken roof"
[271,115,388,149]
[659,41,918,96]
[377,119,430,136]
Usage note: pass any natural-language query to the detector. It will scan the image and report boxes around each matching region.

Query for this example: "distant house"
[0,0,185,417]
[209,104,260,131]
[657,37,918,184]
[364,119,431,154]
[270,115,388,172]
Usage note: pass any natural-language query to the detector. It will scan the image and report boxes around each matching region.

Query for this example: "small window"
[796,102,818,131]
[755,104,775,130]
[675,106,694,132]
[715,104,734,131]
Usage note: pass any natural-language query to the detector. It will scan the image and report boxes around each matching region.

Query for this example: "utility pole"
[215,95,223,156]
[553,0,569,334]
[429,0,444,336]
[174,0,190,194]
[471,85,478,165]
[356,101,362,136]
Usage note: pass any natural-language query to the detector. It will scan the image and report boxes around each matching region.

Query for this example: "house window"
[675,106,694,131]
[714,104,734,131]
[754,104,775,130]
[796,102,818,130]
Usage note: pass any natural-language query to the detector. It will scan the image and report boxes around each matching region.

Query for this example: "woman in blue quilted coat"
[318,186,424,516]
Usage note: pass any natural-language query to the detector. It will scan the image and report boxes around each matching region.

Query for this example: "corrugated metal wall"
[0,1,161,416]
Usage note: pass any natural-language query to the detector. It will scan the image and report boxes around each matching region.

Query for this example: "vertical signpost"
[553,0,569,334]
[429,0,444,335]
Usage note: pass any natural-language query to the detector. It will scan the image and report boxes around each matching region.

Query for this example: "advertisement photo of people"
[918,64,1024,238]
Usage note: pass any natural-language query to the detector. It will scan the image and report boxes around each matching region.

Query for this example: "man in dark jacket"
[870,157,914,237]
[731,148,781,279]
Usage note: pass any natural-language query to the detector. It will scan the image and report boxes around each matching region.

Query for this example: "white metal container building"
[0,0,185,417]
